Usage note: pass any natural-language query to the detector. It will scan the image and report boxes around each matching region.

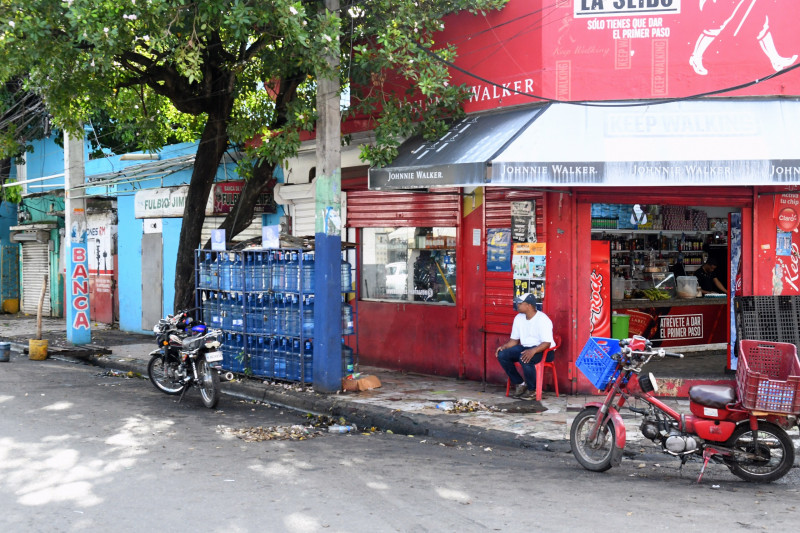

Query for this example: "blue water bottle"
[264,336,276,378]
[302,295,314,338]
[272,251,284,291]
[231,253,243,292]
[301,252,315,294]
[275,337,287,379]
[342,295,354,335]
[303,339,314,383]
[285,251,299,292]
[220,253,232,291]
[341,259,352,293]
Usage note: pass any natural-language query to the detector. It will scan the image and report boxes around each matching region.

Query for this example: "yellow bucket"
[2,298,19,314]
[29,339,48,361]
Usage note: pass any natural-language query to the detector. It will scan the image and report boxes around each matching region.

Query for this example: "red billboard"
[440,0,800,111]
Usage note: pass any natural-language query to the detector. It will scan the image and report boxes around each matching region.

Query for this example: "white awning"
[370,98,800,189]
[491,99,800,187]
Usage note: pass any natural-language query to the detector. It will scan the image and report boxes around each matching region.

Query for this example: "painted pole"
[64,131,91,345]
[313,0,343,393]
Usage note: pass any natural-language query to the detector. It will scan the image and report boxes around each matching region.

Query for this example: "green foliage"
[0,0,506,169]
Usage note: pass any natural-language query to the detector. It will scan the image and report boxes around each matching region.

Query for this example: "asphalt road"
[2,354,800,532]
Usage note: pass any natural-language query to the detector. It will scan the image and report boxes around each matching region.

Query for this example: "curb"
[75,352,570,453]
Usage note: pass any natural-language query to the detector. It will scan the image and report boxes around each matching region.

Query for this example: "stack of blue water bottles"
[196,247,356,385]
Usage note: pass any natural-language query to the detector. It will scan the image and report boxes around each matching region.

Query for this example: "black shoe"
[512,383,528,398]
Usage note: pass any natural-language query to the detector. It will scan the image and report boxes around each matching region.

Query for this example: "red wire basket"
[736,340,800,414]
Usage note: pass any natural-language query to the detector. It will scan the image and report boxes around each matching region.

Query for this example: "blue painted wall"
[116,195,143,332]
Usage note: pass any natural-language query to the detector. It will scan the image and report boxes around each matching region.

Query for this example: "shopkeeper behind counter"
[695,257,727,295]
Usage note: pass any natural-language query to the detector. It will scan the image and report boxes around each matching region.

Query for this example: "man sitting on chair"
[495,293,554,399]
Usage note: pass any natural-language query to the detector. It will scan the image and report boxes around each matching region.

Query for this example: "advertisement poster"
[512,243,546,301]
[590,240,611,337]
[487,228,511,272]
[774,224,800,295]
[511,201,536,243]
[439,0,800,111]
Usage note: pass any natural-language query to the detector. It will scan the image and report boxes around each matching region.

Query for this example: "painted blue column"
[66,237,91,344]
[313,173,343,393]
[64,132,91,345]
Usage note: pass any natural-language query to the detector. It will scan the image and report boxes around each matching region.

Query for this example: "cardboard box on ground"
[342,374,382,392]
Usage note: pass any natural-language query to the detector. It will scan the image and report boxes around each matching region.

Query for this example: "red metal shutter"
[346,189,460,228]
[484,188,545,334]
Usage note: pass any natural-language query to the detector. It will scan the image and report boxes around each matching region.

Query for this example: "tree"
[0,0,507,312]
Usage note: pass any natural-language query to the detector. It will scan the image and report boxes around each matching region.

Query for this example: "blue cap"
[513,293,537,311]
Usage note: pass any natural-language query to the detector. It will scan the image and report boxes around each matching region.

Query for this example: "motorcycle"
[570,335,796,483]
[147,310,224,409]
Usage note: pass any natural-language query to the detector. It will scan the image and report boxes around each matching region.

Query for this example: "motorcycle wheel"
[147,355,185,395]
[724,421,795,483]
[570,407,616,472]
[197,356,221,409]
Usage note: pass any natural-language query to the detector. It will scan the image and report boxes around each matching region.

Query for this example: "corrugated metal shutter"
[291,197,316,237]
[346,189,460,228]
[22,242,51,316]
[484,189,545,334]
[201,215,262,244]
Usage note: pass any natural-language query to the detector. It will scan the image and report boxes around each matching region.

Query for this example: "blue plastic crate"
[576,337,621,390]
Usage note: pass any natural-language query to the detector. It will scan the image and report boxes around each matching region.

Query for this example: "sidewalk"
[0,314,688,452]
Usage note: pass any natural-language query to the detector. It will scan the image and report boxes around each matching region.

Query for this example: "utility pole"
[313,0,343,393]
[64,130,91,345]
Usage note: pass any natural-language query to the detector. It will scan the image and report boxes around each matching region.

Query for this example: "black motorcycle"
[147,310,224,409]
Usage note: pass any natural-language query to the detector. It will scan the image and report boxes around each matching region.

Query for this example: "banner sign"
[69,245,91,331]
[134,186,214,219]
[213,181,276,214]
[773,193,800,232]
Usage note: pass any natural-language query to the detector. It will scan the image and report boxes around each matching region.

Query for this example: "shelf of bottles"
[195,248,354,384]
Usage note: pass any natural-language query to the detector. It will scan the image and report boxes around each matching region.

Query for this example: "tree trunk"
[173,113,231,312]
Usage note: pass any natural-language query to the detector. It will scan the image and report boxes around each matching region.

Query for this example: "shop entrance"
[590,202,740,378]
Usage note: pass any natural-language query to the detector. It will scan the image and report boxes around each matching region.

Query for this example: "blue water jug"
[231,253,244,292]
[342,341,354,374]
[274,337,288,379]
[301,295,314,338]
[231,293,244,332]
[272,251,284,291]
[266,247,272,291]
[341,259,352,292]
[287,338,301,381]
[285,251,299,292]
[287,294,300,337]
[303,340,314,383]
[261,336,277,378]
[220,253,232,291]
[270,294,282,335]
[301,252,315,294]
[342,297,354,335]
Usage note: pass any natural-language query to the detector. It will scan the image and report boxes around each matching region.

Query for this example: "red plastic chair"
[505,334,561,401]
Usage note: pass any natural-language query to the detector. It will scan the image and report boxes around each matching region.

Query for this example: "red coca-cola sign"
[589,269,608,335]
[774,194,800,232]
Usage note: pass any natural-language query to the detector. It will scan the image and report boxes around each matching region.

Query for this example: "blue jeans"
[498,345,549,389]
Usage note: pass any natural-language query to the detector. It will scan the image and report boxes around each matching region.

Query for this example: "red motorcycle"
[570,336,798,483]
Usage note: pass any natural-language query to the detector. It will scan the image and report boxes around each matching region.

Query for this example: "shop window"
[361,227,457,304]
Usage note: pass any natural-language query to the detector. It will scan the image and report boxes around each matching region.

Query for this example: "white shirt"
[510,311,554,348]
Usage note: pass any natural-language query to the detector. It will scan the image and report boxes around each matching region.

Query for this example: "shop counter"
[611,297,728,346]
[612,297,726,310]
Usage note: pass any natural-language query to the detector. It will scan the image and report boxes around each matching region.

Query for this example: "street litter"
[97,369,142,379]
[434,399,492,413]
[218,424,323,442]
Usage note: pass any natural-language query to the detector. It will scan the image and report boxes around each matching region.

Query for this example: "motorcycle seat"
[688,384,735,409]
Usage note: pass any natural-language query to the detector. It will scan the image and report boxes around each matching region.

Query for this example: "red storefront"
[344,0,800,394]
